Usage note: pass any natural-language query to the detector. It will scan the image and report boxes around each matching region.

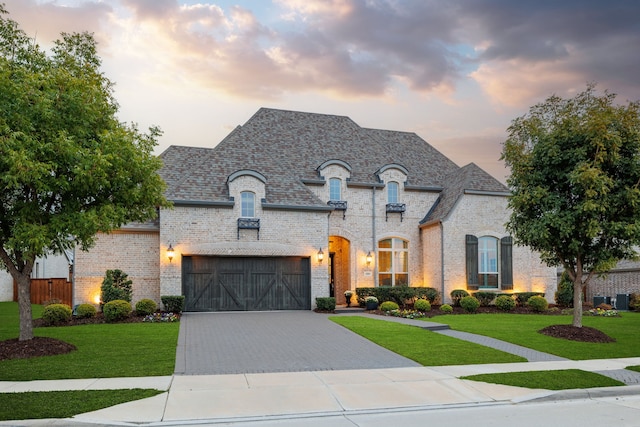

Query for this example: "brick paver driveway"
[174,311,420,375]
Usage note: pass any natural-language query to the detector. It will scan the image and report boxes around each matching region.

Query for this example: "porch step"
[334,306,366,313]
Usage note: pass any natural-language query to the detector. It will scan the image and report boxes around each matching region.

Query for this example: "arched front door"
[329,236,351,305]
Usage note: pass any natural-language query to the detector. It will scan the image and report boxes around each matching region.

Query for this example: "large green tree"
[0,6,169,340]
[502,85,640,327]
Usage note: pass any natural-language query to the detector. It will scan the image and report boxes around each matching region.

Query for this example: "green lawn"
[0,302,179,381]
[461,369,625,390]
[329,316,526,365]
[428,312,640,360]
[0,389,164,421]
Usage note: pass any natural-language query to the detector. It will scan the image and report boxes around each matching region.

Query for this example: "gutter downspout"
[440,221,445,304]
[372,186,377,286]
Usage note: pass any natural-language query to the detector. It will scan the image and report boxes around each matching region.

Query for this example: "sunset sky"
[5,0,640,183]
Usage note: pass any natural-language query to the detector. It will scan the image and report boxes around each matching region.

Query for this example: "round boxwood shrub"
[450,289,469,307]
[103,299,132,322]
[460,296,480,313]
[135,299,157,316]
[42,303,72,325]
[495,295,516,312]
[414,299,431,312]
[439,304,453,314]
[380,301,399,312]
[527,295,549,312]
[75,303,97,319]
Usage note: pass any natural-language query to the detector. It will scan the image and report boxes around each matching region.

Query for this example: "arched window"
[378,238,409,287]
[387,181,399,204]
[240,191,255,217]
[478,236,498,287]
[329,178,342,201]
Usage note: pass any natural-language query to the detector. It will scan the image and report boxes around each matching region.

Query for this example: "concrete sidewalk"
[2,358,640,426]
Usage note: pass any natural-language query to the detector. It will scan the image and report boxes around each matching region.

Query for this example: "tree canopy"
[0,6,169,340]
[501,84,640,327]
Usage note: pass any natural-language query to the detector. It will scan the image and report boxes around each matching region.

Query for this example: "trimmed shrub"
[439,304,453,314]
[414,299,431,312]
[527,295,548,312]
[450,289,469,307]
[380,301,399,312]
[495,295,516,312]
[460,296,480,313]
[161,295,185,313]
[75,303,97,319]
[473,291,497,307]
[555,272,574,307]
[630,293,640,311]
[42,303,72,325]
[101,269,133,303]
[103,300,132,322]
[415,287,440,304]
[315,297,336,311]
[515,292,544,306]
[135,299,157,316]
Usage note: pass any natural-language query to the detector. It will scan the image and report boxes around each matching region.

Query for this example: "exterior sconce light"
[366,251,373,266]
[317,248,324,263]
[167,244,175,263]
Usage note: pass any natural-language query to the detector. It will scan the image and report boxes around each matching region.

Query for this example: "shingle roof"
[421,163,509,224]
[159,108,506,211]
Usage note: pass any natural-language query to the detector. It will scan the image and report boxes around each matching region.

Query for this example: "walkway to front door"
[174,311,420,375]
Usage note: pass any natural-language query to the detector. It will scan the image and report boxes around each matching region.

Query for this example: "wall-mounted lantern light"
[366,251,373,266]
[167,244,175,263]
[317,248,324,263]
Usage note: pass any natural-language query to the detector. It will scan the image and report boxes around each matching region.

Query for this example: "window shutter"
[501,236,513,290]
[465,235,479,290]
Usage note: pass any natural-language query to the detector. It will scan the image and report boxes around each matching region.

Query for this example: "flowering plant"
[587,308,619,317]
[344,290,353,297]
[365,296,378,303]
[387,309,426,319]
[143,312,180,323]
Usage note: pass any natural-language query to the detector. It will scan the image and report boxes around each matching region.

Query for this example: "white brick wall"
[436,193,556,303]
[74,232,160,306]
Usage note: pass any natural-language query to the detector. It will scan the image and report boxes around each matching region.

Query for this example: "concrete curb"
[514,384,640,403]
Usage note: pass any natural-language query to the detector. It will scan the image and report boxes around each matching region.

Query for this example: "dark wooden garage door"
[182,256,311,312]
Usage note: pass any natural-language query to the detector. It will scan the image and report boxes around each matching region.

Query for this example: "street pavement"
[1,310,640,426]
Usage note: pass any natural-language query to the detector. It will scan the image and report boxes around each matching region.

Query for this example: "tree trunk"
[16,272,34,341]
[572,264,583,328]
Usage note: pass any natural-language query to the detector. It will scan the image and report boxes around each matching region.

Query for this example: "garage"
[182,256,311,312]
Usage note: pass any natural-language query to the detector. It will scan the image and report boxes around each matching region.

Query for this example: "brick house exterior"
[73,108,557,309]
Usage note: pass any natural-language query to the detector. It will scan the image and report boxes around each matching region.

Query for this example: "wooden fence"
[13,278,72,307]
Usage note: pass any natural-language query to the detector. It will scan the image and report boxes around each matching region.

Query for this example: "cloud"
[463,0,640,106]
[5,0,640,108]
[2,0,112,47]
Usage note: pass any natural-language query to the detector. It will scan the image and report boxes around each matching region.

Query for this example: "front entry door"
[329,252,335,297]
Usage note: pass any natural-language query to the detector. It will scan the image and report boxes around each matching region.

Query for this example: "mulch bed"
[539,325,616,343]
[0,337,77,360]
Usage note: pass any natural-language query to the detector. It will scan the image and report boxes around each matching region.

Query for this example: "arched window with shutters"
[465,235,512,290]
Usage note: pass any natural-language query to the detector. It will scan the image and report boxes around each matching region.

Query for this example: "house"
[0,251,72,302]
[73,108,556,310]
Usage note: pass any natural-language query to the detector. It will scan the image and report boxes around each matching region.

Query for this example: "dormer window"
[329,178,341,201]
[241,191,255,217]
[385,181,405,221]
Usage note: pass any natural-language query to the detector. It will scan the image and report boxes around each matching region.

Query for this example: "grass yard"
[329,316,526,365]
[461,369,625,390]
[0,389,163,421]
[428,312,640,360]
[0,302,180,381]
